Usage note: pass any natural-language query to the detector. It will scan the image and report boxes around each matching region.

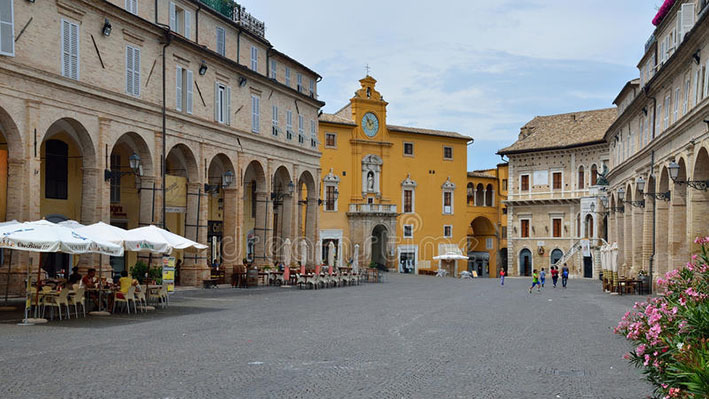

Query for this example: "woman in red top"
[499,268,506,286]
[551,266,559,288]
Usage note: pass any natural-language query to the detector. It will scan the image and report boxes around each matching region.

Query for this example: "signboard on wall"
[533,170,548,186]
[165,175,187,213]
[162,256,176,293]
[581,239,591,257]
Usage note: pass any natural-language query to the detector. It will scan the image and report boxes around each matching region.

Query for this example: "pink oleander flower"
[636,344,647,356]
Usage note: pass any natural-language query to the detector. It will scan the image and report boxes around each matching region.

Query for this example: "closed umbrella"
[327,241,335,273]
[1,220,20,304]
[282,239,291,286]
[352,244,359,274]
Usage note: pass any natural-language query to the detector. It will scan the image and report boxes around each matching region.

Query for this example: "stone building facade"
[0,0,323,291]
[604,0,709,285]
[499,109,616,278]
[465,165,509,278]
[318,76,474,276]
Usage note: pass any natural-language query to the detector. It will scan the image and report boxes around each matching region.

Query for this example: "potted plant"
[130,260,148,283]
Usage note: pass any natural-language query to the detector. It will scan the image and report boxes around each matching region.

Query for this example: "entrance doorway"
[468,251,490,277]
[519,249,532,276]
[550,248,563,267]
[371,224,388,268]
[583,256,593,278]
[399,251,415,273]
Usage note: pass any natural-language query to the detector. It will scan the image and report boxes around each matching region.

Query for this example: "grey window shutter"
[0,0,15,56]
[126,47,134,95]
[214,81,220,122]
[62,20,71,77]
[70,22,79,79]
[186,69,193,114]
[175,66,182,111]
[184,11,191,39]
[169,2,176,31]
[133,48,140,96]
[226,86,231,125]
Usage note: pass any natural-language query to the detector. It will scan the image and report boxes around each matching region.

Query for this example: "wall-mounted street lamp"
[102,18,112,37]
[238,76,248,87]
[605,188,624,213]
[104,152,141,181]
[618,186,644,209]
[589,202,608,215]
[204,170,234,194]
[271,180,295,204]
[668,160,709,191]
[199,60,208,76]
[637,175,671,201]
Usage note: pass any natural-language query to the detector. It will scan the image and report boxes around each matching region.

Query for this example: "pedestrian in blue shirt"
[540,268,546,288]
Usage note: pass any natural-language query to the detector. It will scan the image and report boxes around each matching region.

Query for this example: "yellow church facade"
[318,76,474,275]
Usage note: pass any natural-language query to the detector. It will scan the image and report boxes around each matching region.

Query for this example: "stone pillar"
[655,198,669,280]
[668,183,688,273]
[616,210,626,276]
[221,187,238,278]
[253,191,269,266]
[306,197,318,266]
[181,182,209,286]
[642,198,653,272]
[632,202,644,273]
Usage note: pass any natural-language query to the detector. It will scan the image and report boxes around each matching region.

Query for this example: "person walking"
[551,266,559,288]
[499,268,506,286]
[561,263,570,288]
[540,268,546,288]
[529,269,541,293]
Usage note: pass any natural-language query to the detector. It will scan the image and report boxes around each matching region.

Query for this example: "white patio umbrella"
[57,220,85,230]
[129,225,207,251]
[352,244,359,274]
[77,222,172,254]
[299,240,307,268]
[0,220,122,324]
[327,241,335,271]
[1,220,20,304]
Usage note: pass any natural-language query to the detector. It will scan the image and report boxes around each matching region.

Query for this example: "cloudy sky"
[245,1,658,170]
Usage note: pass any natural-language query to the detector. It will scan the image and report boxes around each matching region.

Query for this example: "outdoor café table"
[365,269,380,282]
[86,287,116,311]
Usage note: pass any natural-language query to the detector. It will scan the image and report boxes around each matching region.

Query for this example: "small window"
[169,3,190,39]
[0,0,14,56]
[250,46,258,71]
[216,27,225,56]
[251,95,260,133]
[309,79,315,97]
[298,114,304,144]
[486,238,493,250]
[591,165,598,186]
[286,110,293,140]
[502,179,508,191]
[403,189,413,213]
[297,73,303,92]
[443,225,452,238]
[325,185,336,211]
[270,59,277,80]
[520,219,530,238]
[285,67,291,87]
[125,0,137,14]
[552,172,562,190]
[272,105,279,136]
[175,66,193,114]
[403,224,413,238]
[443,146,453,160]
[310,120,317,148]
[502,207,507,215]
[325,133,336,147]
[61,19,80,80]
[125,45,141,97]
[443,191,452,214]
[403,142,414,156]
[552,218,562,238]
[578,166,585,189]
[520,175,530,191]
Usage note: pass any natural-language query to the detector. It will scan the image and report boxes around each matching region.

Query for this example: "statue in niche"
[367,171,374,191]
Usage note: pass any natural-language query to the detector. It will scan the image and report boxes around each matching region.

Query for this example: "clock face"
[361,112,379,137]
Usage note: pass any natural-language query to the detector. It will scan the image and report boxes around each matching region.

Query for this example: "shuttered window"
[403,189,412,213]
[214,82,230,124]
[125,0,137,14]
[325,186,335,211]
[0,0,15,56]
[270,59,276,80]
[250,46,258,71]
[169,2,190,39]
[521,220,529,238]
[285,67,291,87]
[552,218,562,238]
[521,175,529,191]
[251,95,260,133]
[272,105,278,135]
[126,46,141,97]
[552,172,562,190]
[175,66,192,113]
[216,27,225,56]
[286,110,293,140]
[61,19,80,80]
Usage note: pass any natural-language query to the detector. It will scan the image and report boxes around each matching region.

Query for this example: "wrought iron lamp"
[668,160,709,191]
[204,170,234,194]
[637,175,671,201]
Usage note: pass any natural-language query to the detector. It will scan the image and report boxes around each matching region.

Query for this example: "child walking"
[562,263,570,288]
[529,269,541,293]
[551,266,559,288]
[499,268,506,286]
[540,268,546,288]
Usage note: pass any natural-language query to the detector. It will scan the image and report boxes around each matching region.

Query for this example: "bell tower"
[350,76,389,141]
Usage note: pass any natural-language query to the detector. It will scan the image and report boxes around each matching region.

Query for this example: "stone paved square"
[0,275,650,398]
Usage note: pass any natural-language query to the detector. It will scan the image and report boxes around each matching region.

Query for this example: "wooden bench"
[203,279,218,289]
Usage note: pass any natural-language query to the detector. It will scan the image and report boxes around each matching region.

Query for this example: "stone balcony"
[347,203,397,215]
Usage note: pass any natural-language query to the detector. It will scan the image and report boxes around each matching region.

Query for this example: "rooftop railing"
[200,0,265,39]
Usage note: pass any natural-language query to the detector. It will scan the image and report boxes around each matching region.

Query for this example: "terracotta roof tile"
[498,108,617,154]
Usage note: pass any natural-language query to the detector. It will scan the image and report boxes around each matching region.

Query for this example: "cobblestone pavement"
[0,275,650,398]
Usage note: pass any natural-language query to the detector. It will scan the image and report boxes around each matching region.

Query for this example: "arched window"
[591,164,598,186]
[485,184,494,206]
[585,214,594,238]
[475,184,484,206]
[466,182,474,205]
[45,139,69,200]
[578,166,585,189]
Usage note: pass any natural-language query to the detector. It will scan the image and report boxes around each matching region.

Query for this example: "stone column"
[632,202,644,273]
[306,197,319,266]
[642,197,653,272]
[616,210,625,276]
[668,184,688,274]
[182,182,209,286]
[253,191,269,266]
[655,198,670,280]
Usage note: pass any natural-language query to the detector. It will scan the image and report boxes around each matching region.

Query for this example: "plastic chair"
[113,286,136,314]
[134,286,147,312]
[44,289,71,320]
[67,287,86,318]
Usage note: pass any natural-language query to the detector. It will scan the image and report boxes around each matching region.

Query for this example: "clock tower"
[351,76,389,141]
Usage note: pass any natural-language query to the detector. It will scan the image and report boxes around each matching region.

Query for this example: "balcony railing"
[200,0,265,39]
[348,203,397,214]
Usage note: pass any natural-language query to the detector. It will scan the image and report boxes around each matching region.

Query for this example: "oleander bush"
[614,237,709,398]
